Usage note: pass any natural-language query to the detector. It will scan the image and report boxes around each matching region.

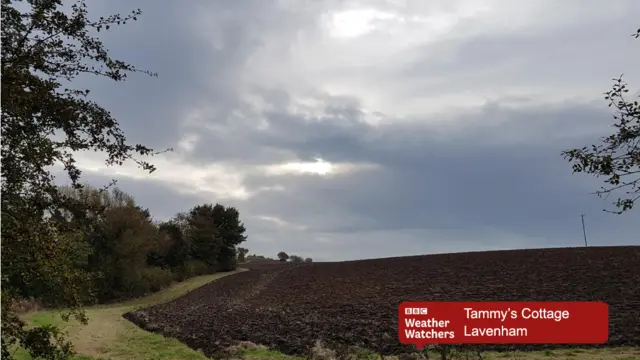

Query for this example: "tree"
[187,205,222,271]
[157,220,192,272]
[210,204,247,271]
[90,203,170,300]
[57,185,171,301]
[236,247,249,262]
[185,203,247,272]
[562,28,640,214]
[277,251,289,262]
[304,258,313,263]
[289,255,304,263]
[1,1,163,358]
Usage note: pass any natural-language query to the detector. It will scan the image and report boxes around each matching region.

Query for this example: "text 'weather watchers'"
[398,301,608,348]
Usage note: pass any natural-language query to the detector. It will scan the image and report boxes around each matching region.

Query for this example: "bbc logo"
[405,307,428,315]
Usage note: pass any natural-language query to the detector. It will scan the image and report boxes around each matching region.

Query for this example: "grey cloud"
[78,0,321,150]
[62,0,640,261]
[189,90,617,167]
[235,100,639,248]
[380,8,640,99]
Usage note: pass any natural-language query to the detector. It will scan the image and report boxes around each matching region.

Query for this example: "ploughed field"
[124,246,640,357]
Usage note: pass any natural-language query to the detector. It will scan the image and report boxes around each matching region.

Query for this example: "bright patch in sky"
[254,215,308,231]
[262,158,381,177]
[267,158,333,176]
[328,8,399,38]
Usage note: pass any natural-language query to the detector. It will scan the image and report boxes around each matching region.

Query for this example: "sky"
[53,0,639,261]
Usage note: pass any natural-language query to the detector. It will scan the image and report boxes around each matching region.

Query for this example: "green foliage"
[21,324,74,360]
[56,187,250,299]
[210,204,247,271]
[0,0,167,356]
[562,28,640,214]
[138,267,174,294]
[277,252,290,262]
[182,260,214,278]
[64,186,167,302]
[218,254,238,272]
[304,258,313,263]
[187,205,223,269]
[157,220,191,272]
[289,255,304,263]
[186,203,247,272]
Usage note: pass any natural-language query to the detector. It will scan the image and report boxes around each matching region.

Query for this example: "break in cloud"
[54,0,640,261]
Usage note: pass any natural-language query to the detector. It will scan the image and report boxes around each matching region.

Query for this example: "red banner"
[398,301,608,348]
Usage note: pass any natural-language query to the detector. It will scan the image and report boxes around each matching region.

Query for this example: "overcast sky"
[55,0,639,261]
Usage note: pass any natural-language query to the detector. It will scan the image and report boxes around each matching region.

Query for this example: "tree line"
[19,184,249,304]
[277,251,313,263]
[237,251,314,263]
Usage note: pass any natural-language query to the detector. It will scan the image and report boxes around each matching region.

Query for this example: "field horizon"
[281,244,636,263]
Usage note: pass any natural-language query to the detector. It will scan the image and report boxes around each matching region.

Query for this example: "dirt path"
[68,306,128,357]
[19,269,247,360]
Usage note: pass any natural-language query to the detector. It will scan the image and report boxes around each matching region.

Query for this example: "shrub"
[182,260,213,278]
[217,255,237,272]
[115,266,173,298]
[140,267,174,293]
[117,269,149,298]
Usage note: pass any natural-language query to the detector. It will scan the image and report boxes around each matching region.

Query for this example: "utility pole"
[581,214,588,247]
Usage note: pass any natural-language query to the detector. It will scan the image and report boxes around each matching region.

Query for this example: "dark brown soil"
[124,246,640,357]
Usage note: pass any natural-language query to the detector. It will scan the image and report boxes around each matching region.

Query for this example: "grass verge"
[14,269,247,360]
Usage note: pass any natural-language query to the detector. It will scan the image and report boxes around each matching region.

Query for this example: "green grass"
[15,269,246,360]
